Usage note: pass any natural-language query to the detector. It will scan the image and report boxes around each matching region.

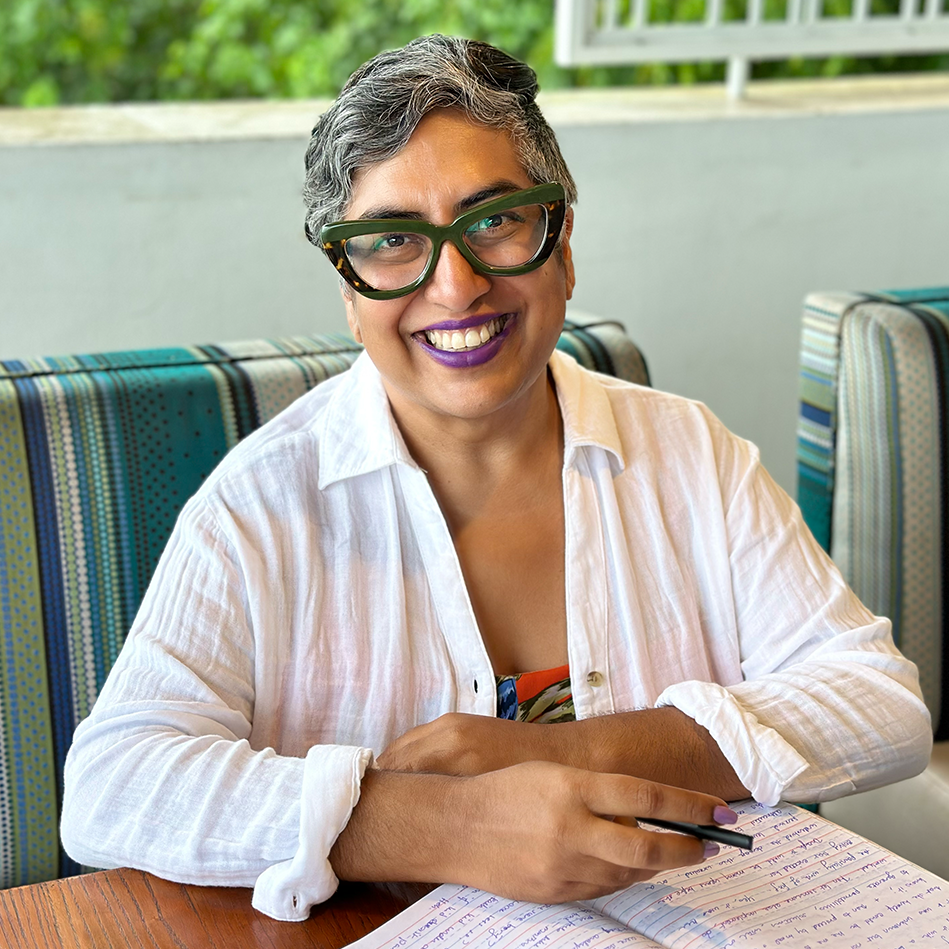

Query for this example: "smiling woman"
[325,110,574,438]
[60,33,931,925]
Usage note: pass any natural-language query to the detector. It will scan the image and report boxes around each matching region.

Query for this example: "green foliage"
[0,0,201,105]
[1,0,946,106]
[154,0,589,99]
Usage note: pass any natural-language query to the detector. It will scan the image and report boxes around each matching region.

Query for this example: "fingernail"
[713,806,738,825]
[704,842,720,858]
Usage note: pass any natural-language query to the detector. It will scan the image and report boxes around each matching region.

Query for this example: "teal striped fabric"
[0,333,362,889]
[797,288,949,742]
[557,312,650,387]
[0,317,647,890]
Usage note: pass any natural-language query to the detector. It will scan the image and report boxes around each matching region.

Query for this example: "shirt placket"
[400,466,496,717]
[563,449,615,720]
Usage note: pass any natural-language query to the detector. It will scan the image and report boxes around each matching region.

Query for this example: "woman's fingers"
[573,772,729,871]
[376,714,544,776]
[456,762,729,904]
[581,809,707,872]
[578,770,726,827]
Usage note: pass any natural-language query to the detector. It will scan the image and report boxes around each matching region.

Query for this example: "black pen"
[637,818,754,851]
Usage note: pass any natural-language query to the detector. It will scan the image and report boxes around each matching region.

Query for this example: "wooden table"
[0,868,433,948]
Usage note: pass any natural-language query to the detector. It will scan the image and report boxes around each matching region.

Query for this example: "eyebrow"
[356,180,526,222]
[457,180,524,212]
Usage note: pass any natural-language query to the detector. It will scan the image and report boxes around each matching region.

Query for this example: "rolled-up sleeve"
[658,449,931,805]
[61,494,374,918]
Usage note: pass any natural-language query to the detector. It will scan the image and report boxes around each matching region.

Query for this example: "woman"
[61,35,930,922]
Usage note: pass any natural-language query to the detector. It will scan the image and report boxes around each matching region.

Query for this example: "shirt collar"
[316,347,627,489]
[549,349,626,471]
[317,352,421,490]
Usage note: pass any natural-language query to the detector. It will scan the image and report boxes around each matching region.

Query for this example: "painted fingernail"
[713,806,739,825]
[704,842,720,858]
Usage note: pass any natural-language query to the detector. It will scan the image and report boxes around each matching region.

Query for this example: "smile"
[414,314,516,369]
[423,316,510,352]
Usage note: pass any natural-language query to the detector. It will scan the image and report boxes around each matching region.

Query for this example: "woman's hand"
[332,761,730,905]
[454,761,726,903]
[374,712,569,775]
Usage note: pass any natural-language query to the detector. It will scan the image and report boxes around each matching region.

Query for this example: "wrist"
[330,769,470,884]
[541,719,593,772]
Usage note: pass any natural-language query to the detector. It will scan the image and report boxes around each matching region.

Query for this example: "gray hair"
[303,34,577,246]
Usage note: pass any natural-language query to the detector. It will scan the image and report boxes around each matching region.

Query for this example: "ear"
[561,208,576,301]
[340,281,363,344]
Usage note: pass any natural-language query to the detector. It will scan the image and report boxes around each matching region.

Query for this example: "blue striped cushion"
[797,288,949,742]
[0,319,647,889]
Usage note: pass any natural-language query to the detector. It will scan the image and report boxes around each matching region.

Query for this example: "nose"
[422,239,492,311]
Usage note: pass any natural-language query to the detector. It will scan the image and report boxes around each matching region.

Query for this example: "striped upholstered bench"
[797,287,949,878]
[0,313,648,889]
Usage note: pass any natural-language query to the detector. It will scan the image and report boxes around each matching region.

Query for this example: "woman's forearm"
[373,708,750,801]
[552,707,750,801]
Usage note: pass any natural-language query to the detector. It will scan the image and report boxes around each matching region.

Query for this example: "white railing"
[555,0,949,98]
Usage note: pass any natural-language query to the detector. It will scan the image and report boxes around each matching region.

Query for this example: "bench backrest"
[797,287,949,743]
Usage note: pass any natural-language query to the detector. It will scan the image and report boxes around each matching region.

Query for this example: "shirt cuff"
[252,744,374,921]
[655,681,809,805]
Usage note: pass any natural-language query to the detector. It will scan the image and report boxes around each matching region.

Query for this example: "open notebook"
[345,801,949,949]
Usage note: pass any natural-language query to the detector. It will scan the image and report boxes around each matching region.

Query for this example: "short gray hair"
[303,34,577,246]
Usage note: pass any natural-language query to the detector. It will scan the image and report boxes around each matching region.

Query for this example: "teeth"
[424,317,506,352]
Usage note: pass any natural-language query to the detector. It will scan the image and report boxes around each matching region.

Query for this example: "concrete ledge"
[2,72,949,147]
[540,71,949,123]
[0,98,332,147]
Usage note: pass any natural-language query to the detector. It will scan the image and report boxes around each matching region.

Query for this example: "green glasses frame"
[320,182,567,300]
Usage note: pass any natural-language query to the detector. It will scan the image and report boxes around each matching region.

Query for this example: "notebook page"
[344,886,664,949]
[589,800,949,947]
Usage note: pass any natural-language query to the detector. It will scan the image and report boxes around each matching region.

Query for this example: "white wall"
[2,76,948,495]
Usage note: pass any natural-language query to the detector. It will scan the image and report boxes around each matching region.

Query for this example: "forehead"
[346,110,533,220]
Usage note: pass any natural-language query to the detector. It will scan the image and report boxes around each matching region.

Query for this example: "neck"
[387,370,564,530]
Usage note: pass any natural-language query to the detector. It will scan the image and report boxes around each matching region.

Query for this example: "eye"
[345,231,428,264]
[374,234,407,251]
[466,210,526,243]
[472,213,505,232]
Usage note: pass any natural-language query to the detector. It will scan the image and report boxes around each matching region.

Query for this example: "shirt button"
[586,671,605,687]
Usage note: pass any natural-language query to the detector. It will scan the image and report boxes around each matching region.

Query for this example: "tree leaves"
[1,0,946,106]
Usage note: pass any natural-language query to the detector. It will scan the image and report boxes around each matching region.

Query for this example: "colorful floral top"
[495,664,575,723]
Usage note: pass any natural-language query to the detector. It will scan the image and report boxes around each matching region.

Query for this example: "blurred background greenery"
[2,0,947,107]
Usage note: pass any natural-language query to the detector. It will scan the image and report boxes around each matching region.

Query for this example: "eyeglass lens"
[342,201,550,292]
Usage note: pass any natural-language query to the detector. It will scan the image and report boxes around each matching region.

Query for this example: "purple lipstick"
[414,315,515,368]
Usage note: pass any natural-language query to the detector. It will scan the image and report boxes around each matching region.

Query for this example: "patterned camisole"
[495,663,576,723]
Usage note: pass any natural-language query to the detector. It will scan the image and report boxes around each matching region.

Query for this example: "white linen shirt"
[61,349,932,922]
